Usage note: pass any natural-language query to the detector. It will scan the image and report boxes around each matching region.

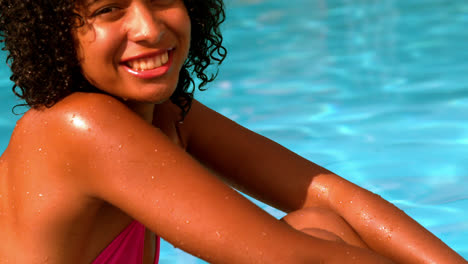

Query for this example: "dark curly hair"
[0,0,227,118]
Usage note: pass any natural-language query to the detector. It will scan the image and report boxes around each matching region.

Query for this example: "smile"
[121,49,174,79]
[125,51,169,71]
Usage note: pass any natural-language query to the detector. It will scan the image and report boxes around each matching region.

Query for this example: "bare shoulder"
[9,92,157,192]
[19,92,136,129]
[14,92,150,152]
[1,93,143,263]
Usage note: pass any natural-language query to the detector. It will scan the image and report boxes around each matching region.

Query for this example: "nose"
[125,4,165,44]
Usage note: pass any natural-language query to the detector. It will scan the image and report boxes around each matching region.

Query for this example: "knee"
[281,207,344,231]
[281,207,369,249]
[299,227,346,243]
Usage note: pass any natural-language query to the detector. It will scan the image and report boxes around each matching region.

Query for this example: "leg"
[281,207,369,249]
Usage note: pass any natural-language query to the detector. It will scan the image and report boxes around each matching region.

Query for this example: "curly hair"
[0,0,227,118]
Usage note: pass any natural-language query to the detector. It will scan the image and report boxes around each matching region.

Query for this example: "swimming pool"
[1,0,467,262]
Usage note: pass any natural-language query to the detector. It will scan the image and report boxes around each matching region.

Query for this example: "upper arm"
[44,93,323,263]
[181,100,335,212]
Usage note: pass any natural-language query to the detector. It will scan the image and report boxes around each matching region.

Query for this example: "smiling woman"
[0,0,225,117]
[74,0,191,105]
[0,0,466,263]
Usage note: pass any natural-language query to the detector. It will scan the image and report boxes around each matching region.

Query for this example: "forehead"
[75,0,100,8]
[79,0,122,5]
[74,0,102,13]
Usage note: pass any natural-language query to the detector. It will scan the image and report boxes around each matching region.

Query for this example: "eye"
[91,6,121,17]
[87,4,126,22]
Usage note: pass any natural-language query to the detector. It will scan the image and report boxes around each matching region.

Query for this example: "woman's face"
[74,0,191,103]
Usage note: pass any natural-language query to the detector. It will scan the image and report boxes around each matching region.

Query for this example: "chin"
[140,86,177,104]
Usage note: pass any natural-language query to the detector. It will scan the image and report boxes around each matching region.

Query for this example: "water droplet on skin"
[38,193,43,197]
[38,148,42,152]
[26,192,29,195]
[216,231,221,238]
[118,144,122,149]
[154,149,158,152]
[151,176,155,180]
[185,220,190,224]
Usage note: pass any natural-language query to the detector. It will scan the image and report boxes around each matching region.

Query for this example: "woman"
[0,0,465,263]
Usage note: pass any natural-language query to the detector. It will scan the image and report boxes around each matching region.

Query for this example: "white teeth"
[127,51,169,71]
[162,52,168,64]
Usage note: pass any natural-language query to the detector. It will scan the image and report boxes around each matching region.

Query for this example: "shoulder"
[12,92,154,174]
[18,92,143,137]
[15,93,181,196]
[23,92,134,122]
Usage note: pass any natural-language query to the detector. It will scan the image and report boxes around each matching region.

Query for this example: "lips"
[125,51,169,71]
[121,49,174,79]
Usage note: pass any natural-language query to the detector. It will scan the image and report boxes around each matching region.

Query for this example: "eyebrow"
[84,0,102,7]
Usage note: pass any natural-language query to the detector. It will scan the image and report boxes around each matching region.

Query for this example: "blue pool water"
[1,0,467,262]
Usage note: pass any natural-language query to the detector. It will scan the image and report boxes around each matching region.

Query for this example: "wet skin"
[74,0,191,121]
[0,0,466,263]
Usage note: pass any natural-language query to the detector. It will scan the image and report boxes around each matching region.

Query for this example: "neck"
[124,101,155,124]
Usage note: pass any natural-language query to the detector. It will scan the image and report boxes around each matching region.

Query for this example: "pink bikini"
[91,221,160,264]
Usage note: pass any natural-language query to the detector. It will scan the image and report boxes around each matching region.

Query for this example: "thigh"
[281,207,369,249]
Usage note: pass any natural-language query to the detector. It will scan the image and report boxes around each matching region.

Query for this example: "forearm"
[310,174,466,264]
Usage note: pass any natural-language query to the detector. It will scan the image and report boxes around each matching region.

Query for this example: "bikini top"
[91,220,160,264]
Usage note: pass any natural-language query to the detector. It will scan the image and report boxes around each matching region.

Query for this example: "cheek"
[181,11,192,36]
[75,26,123,82]
[171,9,192,48]
[77,25,122,62]
[185,18,192,45]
